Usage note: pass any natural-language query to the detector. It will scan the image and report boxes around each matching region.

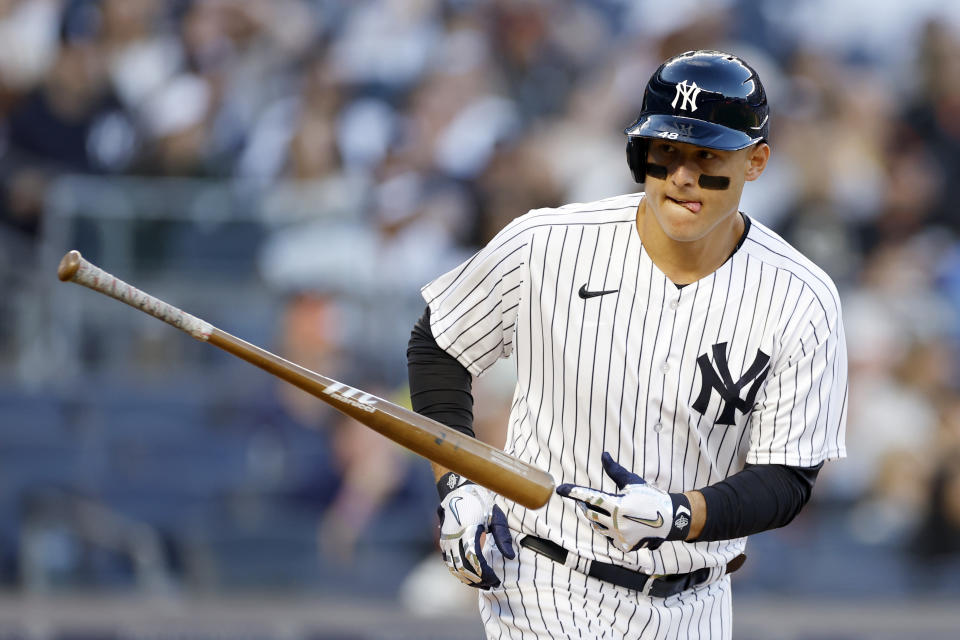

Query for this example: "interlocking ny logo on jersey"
[671,80,701,112]
[693,342,770,425]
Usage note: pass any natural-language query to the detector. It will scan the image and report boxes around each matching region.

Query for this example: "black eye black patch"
[646,163,730,190]
[645,163,668,179]
[698,174,731,190]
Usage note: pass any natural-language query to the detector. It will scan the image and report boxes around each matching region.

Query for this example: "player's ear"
[744,142,770,182]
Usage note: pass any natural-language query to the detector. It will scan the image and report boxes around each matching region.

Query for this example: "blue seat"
[0,392,67,445]
[104,438,252,496]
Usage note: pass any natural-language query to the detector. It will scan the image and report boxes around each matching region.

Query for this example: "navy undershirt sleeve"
[406,305,475,437]
[695,463,822,542]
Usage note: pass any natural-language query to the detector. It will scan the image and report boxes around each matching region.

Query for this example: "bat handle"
[57,250,214,341]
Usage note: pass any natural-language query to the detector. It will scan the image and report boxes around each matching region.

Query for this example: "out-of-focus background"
[2,0,960,638]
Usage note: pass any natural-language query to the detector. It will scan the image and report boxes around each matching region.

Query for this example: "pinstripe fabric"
[422,192,847,635]
[478,540,733,639]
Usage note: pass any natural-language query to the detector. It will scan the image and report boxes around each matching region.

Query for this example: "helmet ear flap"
[625,138,648,184]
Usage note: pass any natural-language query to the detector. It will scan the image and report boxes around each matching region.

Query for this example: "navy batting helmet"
[625,50,769,184]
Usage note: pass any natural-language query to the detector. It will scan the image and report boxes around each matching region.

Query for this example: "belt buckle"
[640,574,663,597]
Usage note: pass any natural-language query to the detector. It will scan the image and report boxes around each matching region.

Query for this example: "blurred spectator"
[488,1,576,121]
[1,1,135,237]
[0,0,60,112]
[910,396,960,588]
[903,18,960,234]
[100,0,179,110]
[268,292,432,565]
[135,73,212,176]
[7,1,132,171]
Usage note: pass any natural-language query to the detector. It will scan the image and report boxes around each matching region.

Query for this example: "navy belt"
[519,535,745,598]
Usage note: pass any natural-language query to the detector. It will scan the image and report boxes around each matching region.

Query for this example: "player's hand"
[556,452,691,552]
[438,477,516,589]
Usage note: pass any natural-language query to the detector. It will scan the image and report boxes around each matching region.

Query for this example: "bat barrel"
[207,328,556,509]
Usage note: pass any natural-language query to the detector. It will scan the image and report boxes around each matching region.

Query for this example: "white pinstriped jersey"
[422,191,848,576]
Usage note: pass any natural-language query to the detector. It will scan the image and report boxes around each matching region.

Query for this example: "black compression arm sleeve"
[406,305,475,437]
[694,463,822,542]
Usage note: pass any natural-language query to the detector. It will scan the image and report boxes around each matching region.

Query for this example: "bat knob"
[58,250,82,282]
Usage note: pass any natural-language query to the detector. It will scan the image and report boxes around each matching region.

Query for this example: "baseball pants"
[478,536,733,640]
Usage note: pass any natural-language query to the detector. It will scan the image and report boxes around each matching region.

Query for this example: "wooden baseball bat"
[57,250,554,509]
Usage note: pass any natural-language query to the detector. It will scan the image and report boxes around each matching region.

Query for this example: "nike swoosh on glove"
[438,480,515,589]
[556,452,692,552]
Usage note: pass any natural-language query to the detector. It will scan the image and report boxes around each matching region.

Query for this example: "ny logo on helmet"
[671,80,701,112]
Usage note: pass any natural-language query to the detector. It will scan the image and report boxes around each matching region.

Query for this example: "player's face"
[643,140,769,243]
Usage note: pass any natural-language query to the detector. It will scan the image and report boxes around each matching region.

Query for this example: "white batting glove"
[556,452,692,552]
[437,473,516,589]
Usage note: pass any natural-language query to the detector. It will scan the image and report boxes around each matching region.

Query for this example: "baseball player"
[407,50,847,639]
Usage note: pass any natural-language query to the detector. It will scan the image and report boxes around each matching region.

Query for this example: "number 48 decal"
[658,131,679,139]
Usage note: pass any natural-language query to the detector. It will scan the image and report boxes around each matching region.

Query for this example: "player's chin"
[648,194,710,236]
[659,207,710,240]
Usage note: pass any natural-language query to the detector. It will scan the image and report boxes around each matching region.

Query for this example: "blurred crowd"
[2,0,960,596]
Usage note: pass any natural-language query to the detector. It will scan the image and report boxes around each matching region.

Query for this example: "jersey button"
[669,300,679,310]
[661,362,670,373]
[653,423,663,433]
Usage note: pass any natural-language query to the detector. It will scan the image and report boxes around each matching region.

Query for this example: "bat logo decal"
[322,382,377,413]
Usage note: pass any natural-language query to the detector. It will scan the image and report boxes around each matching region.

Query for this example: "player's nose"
[669,156,699,188]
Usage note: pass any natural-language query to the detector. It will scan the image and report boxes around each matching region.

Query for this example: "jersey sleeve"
[420,216,531,377]
[747,285,848,467]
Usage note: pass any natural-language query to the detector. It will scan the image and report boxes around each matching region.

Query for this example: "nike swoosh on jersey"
[623,512,664,528]
[578,284,619,299]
